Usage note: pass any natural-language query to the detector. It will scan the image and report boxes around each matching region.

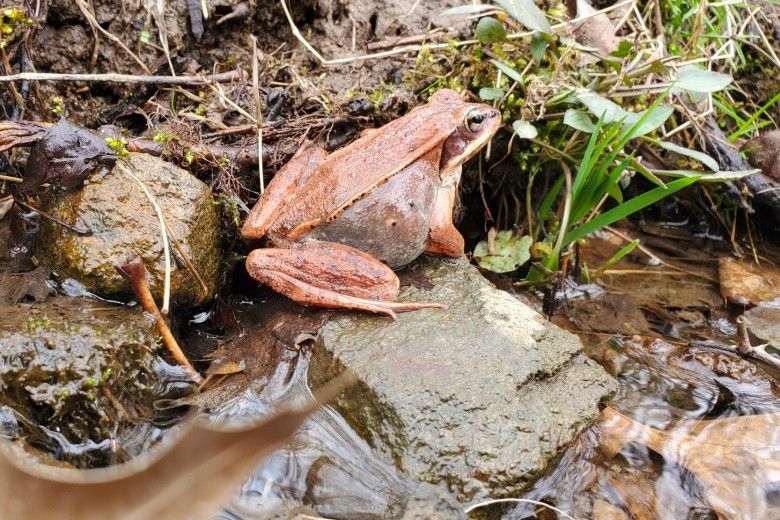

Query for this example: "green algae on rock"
[36,152,222,307]
[0,296,159,467]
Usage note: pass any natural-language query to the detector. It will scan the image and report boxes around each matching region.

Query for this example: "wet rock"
[743,301,780,350]
[0,296,159,466]
[309,257,616,503]
[37,152,222,307]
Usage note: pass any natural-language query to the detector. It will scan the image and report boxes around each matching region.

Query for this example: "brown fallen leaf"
[19,119,116,194]
[572,0,619,64]
[743,130,780,182]
[600,406,780,519]
[718,257,780,306]
[0,375,353,520]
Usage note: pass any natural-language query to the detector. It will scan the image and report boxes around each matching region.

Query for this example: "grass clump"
[426,0,771,288]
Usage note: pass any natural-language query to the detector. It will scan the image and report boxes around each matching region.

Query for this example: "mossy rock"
[0,296,158,466]
[37,153,221,307]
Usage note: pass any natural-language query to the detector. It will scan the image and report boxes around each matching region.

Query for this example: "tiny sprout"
[51,96,64,116]
[105,136,130,159]
[153,131,172,144]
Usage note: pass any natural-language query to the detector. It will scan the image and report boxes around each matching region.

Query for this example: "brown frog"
[240,89,501,318]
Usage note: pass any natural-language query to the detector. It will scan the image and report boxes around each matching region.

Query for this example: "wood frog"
[240,89,501,318]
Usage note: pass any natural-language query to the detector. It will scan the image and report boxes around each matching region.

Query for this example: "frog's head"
[430,89,502,177]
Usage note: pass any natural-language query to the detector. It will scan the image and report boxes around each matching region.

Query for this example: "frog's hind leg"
[246,242,445,319]
[241,141,328,240]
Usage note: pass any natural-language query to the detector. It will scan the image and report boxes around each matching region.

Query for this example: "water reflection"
[207,349,408,519]
[505,338,780,519]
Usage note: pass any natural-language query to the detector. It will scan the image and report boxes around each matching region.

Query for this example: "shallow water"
[503,337,780,519]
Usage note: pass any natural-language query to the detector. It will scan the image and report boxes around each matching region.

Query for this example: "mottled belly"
[308,165,438,269]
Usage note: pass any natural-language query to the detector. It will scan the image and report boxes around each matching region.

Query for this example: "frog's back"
[268,102,461,241]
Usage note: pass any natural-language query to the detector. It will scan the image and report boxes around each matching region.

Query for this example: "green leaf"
[563,109,595,133]
[650,168,759,182]
[489,59,524,84]
[139,30,151,44]
[576,90,673,136]
[530,32,547,63]
[675,65,733,93]
[475,17,507,44]
[496,0,551,33]
[441,4,496,16]
[473,231,533,273]
[610,40,633,58]
[658,140,719,171]
[512,120,538,139]
[479,87,505,101]
[563,176,700,246]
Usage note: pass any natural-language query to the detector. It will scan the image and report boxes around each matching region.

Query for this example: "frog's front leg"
[426,168,465,258]
[241,141,328,240]
[246,242,445,319]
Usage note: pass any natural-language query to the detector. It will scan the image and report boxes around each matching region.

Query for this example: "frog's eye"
[465,109,487,132]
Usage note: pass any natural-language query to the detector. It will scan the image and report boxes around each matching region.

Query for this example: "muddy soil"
[9,0,468,129]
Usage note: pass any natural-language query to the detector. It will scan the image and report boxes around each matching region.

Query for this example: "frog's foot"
[246,243,445,319]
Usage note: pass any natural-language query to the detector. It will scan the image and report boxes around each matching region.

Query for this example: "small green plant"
[51,96,64,116]
[105,137,130,158]
[0,8,32,49]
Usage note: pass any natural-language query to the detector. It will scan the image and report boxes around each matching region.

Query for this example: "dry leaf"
[0,377,352,520]
[572,0,619,64]
[744,130,780,182]
[719,257,780,306]
[601,406,780,519]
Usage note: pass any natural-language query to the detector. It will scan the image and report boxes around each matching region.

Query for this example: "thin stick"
[553,162,573,257]
[0,70,246,84]
[117,257,202,383]
[117,162,172,315]
[249,35,265,193]
[14,198,92,235]
[605,226,718,283]
[464,498,575,519]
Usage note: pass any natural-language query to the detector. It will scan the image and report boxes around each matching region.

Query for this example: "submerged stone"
[36,152,222,307]
[309,257,616,503]
[0,295,159,466]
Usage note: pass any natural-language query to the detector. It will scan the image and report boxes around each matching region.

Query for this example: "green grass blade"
[539,174,565,221]
[728,91,780,142]
[562,176,700,246]
[571,114,605,198]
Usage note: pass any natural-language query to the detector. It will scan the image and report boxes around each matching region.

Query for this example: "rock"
[718,256,780,306]
[743,301,780,351]
[0,296,159,466]
[37,152,222,307]
[309,257,616,503]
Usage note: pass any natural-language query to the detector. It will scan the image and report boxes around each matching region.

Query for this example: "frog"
[240,89,501,318]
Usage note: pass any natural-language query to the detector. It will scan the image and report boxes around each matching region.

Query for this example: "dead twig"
[116,257,202,383]
[117,162,172,315]
[0,70,246,84]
